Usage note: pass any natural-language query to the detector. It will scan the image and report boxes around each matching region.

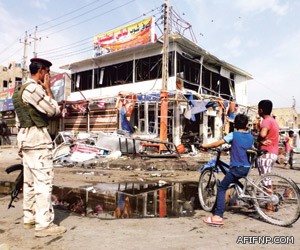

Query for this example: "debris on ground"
[52,130,187,168]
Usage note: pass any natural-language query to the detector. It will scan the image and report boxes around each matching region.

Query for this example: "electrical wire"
[249,78,300,111]
[1,0,116,62]
[1,3,162,65]
[40,0,135,38]
[39,39,92,56]
[0,47,23,65]
[0,37,22,57]
[39,8,163,61]
[0,0,133,64]
[39,7,162,58]
[39,0,116,33]
[37,0,111,28]
[48,47,93,60]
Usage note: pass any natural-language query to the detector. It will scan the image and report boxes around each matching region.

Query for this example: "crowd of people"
[201,99,299,226]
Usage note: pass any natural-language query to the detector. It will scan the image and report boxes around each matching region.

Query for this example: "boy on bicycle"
[201,113,254,225]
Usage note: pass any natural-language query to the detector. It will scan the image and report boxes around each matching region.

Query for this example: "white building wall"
[234,75,249,106]
[67,76,177,101]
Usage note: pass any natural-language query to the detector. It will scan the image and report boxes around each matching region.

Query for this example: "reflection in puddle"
[52,181,199,218]
[1,180,199,219]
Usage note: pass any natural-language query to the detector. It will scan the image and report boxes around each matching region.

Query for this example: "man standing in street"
[12,58,66,237]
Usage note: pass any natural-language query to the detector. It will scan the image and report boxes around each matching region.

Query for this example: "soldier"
[12,58,66,237]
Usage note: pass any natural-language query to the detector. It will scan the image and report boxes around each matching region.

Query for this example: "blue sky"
[1,0,300,111]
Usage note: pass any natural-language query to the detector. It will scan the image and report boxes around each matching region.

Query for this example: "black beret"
[30,58,52,67]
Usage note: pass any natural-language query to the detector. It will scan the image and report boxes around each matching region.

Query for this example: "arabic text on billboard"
[93,17,155,57]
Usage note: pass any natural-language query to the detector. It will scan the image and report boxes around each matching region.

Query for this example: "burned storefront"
[59,17,252,152]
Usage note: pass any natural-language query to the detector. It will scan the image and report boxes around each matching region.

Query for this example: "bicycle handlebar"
[201,147,268,157]
[246,149,268,157]
[5,164,23,174]
[200,146,231,153]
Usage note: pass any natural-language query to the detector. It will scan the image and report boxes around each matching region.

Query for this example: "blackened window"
[136,54,162,81]
[202,67,210,94]
[71,70,93,91]
[94,61,133,88]
[3,80,8,89]
[201,67,232,100]
[135,52,174,82]
[15,77,22,82]
[176,52,200,84]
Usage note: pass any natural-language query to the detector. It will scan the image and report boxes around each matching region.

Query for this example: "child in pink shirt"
[284,130,295,169]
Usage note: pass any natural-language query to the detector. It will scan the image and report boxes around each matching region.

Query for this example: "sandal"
[283,188,294,198]
[203,216,223,226]
[264,203,275,214]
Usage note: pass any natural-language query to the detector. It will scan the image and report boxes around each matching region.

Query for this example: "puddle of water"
[0,180,199,219]
[52,181,199,218]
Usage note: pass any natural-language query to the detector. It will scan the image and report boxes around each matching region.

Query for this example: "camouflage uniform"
[13,78,60,230]
[22,148,55,229]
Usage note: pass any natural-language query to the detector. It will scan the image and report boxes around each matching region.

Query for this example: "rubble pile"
[52,130,184,168]
[52,131,122,168]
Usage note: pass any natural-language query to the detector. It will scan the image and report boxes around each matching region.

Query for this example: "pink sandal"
[203,216,223,226]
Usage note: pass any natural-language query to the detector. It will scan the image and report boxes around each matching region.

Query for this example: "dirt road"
[1,146,300,250]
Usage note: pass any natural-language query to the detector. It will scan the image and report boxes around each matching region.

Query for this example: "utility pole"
[20,31,29,84]
[162,0,169,91]
[159,0,169,151]
[292,96,296,109]
[31,26,39,58]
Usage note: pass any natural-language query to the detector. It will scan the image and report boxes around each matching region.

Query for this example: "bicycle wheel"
[253,173,300,226]
[198,169,219,212]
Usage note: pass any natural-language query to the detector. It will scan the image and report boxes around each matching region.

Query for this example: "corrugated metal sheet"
[63,108,118,132]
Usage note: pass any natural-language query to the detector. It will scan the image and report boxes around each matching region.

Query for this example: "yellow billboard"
[93,17,155,57]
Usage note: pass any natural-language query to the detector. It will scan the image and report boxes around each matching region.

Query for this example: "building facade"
[0,61,22,91]
[0,62,22,133]
[273,107,298,129]
[1,18,254,150]
[60,18,253,148]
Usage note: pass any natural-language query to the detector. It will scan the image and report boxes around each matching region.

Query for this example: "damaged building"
[58,16,252,152]
[2,14,256,219]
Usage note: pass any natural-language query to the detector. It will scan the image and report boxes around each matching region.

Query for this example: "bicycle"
[198,147,300,226]
[5,164,23,209]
